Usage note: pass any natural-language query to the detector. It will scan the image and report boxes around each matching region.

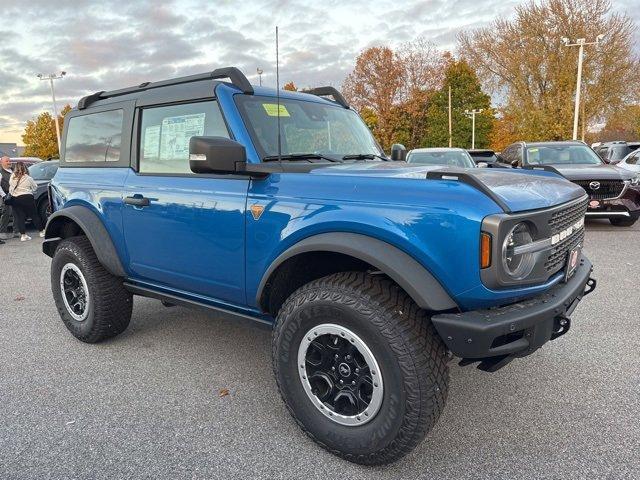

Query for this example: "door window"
[139,101,229,174]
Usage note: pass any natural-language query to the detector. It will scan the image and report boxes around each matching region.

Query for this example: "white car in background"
[616,149,640,175]
[406,147,477,168]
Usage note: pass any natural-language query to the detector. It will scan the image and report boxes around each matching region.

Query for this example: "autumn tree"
[342,39,446,150]
[22,104,72,159]
[283,81,298,91]
[596,105,640,142]
[458,0,639,142]
[422,59,492,148]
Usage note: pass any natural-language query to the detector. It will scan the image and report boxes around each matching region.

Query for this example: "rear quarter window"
[64,109,124,163]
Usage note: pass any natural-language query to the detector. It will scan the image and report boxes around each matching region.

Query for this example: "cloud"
[0,0,637,144]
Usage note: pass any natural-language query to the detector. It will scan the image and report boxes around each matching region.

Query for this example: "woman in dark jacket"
[8,162,44,241]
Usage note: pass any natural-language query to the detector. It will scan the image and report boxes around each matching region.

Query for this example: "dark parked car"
[28,160,59,222]
[499,141,640,226]
[9,157,41,168]
[593,141,640,164]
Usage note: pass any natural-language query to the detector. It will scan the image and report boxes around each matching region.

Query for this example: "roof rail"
[77,67,253,110]
[302,86,349,108]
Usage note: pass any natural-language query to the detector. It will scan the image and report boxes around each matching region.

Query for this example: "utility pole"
[562,35,603,140]
[448,85,452,148]
[464,109,483,149]
[37,71,66,154]
[256,67,263,86]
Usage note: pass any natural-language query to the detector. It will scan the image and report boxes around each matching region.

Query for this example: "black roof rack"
[302,86,349,108]
[77,67,253,110]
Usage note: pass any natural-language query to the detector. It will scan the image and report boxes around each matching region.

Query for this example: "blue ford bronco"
[43,67,596,465]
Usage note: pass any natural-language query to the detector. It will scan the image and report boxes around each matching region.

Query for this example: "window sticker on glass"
[143,125,161,159]
[159,113,206,160]
[262,103,290,117]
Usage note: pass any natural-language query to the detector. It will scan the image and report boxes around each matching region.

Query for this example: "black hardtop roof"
[75,66,349,111]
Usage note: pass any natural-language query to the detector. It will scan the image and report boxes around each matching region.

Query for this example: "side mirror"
[390,143,407,161]
[189,136,247,174]
[511,159,519,168]
[477,162,488,168]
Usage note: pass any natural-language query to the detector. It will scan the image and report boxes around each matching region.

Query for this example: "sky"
[0,0,638,145]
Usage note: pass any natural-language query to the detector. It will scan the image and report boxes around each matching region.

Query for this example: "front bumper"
[431,255,595,371]
[584,185,640,219]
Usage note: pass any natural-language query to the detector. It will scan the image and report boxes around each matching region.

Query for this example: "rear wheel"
[38,198,50,225]
[609,216,637,227]
[272,271,449,465]
[51,236,132,343]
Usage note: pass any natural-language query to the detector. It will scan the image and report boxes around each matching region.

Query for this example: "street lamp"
[464,109,483,149]
[562,35,603,140]
[256,67,263,86]
[37,71,66,154]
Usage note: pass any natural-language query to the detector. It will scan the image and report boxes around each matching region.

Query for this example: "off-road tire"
[609,216,638,227]
[51,236,132,343]
[272,271,449,465]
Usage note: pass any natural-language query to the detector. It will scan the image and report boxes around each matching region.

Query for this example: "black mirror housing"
[390,143,407,161]
[189,136,247,174]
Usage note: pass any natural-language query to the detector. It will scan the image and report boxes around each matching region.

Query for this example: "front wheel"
[609,216,638,227]
[51,236,132,343]
[272,272,449,465]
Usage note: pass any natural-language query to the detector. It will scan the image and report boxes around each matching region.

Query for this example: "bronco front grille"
[548,197,588,234]
[545,228,584,273]
[572,179,625,201]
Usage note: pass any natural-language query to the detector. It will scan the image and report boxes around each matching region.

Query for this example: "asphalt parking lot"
[1,219,638,480]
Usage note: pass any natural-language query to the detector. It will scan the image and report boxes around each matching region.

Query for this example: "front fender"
[256,232,458,311]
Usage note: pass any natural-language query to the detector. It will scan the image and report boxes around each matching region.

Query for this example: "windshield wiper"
[342,153,389,161]
[263,153,341,163]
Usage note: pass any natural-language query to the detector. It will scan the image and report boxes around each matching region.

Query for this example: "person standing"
[0,156,14,244]
[8,162,44,241]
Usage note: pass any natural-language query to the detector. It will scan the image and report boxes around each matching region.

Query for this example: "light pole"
[562,35,603,140]
[464,109,483,149]
[256,67,263,86]
[37,71,66,154]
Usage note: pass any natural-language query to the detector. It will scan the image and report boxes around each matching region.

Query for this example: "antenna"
[276,26,283,171]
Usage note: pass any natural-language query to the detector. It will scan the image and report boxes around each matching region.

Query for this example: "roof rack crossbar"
[77,66,253,110]
[302,86,349,108]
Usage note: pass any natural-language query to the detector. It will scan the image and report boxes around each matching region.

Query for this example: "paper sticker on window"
[143,125,161,159]
[159,113,206,160]
[262,103,290,117]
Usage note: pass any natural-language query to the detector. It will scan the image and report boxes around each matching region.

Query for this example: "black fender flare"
[256,233,458,311]
[42,205,126,277]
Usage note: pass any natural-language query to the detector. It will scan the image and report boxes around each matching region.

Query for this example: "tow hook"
[551,316,571,341]
[583,277,597,296]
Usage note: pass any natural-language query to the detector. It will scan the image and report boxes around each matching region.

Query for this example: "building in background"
[0,143,19,156]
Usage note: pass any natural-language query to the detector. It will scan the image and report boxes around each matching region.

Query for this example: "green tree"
[422,60,492,148]
[22,104,72,159]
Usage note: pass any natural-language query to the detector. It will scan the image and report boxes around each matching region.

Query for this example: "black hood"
[551,164,635,181]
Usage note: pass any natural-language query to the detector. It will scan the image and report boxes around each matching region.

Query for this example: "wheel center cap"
[338,362,351,377]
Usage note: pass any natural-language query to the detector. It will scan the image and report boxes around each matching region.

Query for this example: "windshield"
[28,161,58,180]
[526,145,603,165]
[407,150,476,168]
[235,95,383,159]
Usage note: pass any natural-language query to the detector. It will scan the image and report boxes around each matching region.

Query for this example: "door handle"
[124,195,150,207]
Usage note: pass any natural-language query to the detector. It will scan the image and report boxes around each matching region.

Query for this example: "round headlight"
[502,222,536,279]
